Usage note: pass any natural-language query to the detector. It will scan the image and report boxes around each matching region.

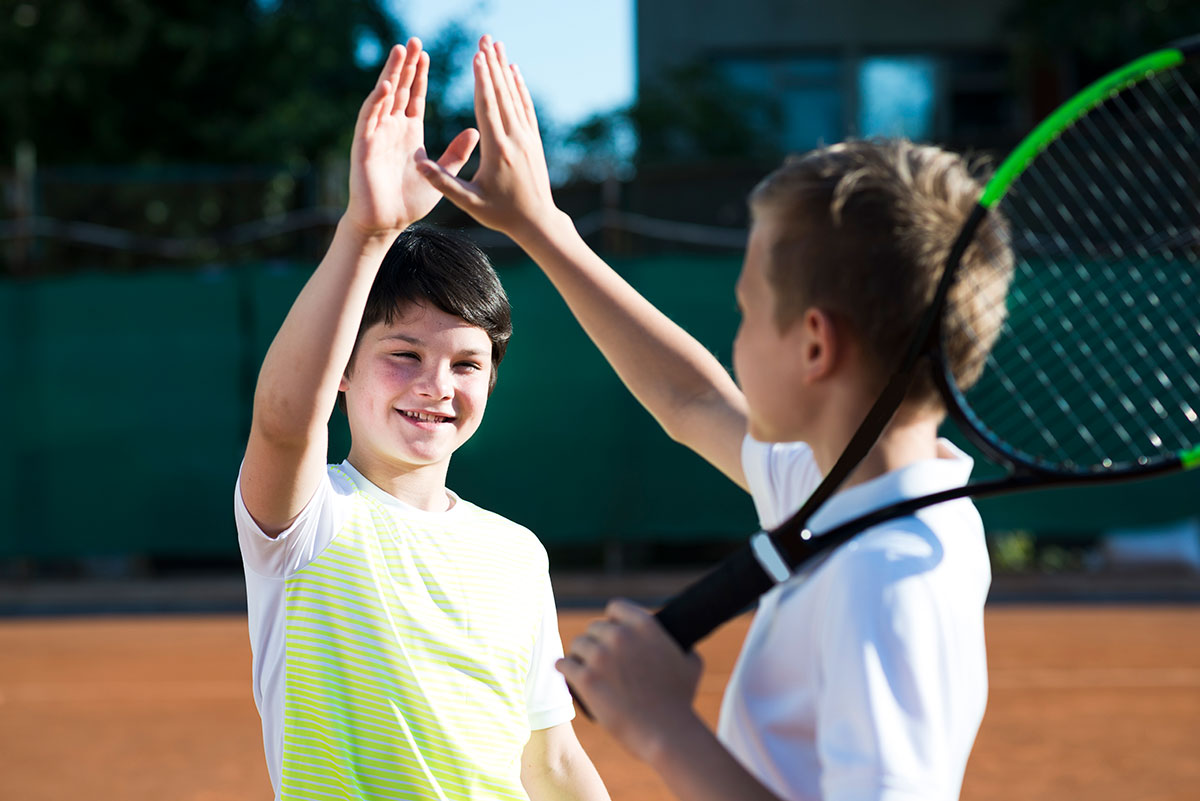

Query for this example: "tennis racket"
[655,35,1200,651]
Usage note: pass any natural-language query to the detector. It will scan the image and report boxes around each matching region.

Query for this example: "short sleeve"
[234,464,350,578]
[741,436,824,530]
[525,578,575,731]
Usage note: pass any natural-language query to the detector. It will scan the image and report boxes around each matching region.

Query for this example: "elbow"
[251,392,324,450]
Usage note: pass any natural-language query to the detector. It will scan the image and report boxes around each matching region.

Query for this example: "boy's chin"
[394,447,456,468]
[748,419,801,444]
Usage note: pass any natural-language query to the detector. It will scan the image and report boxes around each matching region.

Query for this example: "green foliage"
[989,530,1094,574]
[631,61,783,166]
[990,530,1037,572]
[1,0,404,166]
[562,110,635,181]
[561,60,783,177]
[420,21,478,157]
[1009,0,1200,72]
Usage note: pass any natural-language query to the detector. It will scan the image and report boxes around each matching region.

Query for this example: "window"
[722,56,843,152]
[858,56,938,140]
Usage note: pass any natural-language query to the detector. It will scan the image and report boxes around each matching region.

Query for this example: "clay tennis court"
[2,603,1198,801]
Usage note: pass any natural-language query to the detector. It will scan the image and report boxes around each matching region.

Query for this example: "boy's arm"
[241,40,478,535]
[418,38,750,490]
[521,723,610,801]
[556,601,785,801]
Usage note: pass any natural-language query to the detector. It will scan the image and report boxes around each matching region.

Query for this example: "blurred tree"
[1009,0,1200,80]
[562,60,782,180]
[421,20,478,157]
[0,0,418,167]
[632,62,782,167]
[561,110,636,183]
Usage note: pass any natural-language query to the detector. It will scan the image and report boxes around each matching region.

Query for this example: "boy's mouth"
[398,409,456,424]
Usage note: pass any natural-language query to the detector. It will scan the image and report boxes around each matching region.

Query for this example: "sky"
[386,0,635,129]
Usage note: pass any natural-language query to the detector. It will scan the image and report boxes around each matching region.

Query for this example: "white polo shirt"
[718,437,990,801]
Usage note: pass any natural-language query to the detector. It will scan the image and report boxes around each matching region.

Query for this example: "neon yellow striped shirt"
[235,463,574,801]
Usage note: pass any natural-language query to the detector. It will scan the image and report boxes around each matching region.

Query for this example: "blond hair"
[749,139,1013,410]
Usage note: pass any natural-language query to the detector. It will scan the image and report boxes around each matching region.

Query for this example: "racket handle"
[569,540,775,718]
[654,541,776,651]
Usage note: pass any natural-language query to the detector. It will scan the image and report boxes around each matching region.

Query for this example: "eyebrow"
[378,334,488,357]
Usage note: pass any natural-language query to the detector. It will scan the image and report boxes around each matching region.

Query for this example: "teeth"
[403,410,450,423]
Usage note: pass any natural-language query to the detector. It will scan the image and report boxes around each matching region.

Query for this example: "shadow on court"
[1,605,1198,801]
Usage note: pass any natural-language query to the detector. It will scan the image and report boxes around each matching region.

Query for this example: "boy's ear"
[795,307,839,383]
[338,373,350,392]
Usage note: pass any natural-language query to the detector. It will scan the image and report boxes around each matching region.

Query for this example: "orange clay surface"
[1,605,1198,801]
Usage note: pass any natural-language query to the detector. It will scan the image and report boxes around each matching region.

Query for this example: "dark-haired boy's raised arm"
[418,38,750,490]
[241,40,478,535]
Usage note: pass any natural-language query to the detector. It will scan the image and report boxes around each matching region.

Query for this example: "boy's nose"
[416,363,453,399]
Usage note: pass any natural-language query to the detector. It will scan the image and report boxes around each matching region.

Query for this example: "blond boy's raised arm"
[418,38,749,489]
[241,40,479,535]
[517,215,750,489]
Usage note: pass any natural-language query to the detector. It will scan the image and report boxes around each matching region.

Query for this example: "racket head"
[935,41,1200,479]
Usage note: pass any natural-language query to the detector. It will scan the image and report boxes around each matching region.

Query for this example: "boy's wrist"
[336,216,407,249]
[639,708,708,772]
[510,208,577,254]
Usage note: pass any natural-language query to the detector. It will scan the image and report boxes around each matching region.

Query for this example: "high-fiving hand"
[416,36,560,245]
[346,38,479,237]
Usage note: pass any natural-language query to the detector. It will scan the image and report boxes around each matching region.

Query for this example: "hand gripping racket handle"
[569,540,774,718]
[654,539,776,651]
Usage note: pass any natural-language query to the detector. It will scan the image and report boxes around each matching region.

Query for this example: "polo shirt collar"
[806,438,974,536]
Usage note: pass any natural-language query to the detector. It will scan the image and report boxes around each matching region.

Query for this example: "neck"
[810,404,942,490]
[346,449,454,512]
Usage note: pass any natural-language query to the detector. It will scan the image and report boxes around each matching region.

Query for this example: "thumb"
[415,158,481,213]
[438,128,481,176]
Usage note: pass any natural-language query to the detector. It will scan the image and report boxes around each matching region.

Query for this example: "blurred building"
[636,0,1027,156]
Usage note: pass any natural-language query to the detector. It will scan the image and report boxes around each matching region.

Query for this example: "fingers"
[389,38,422,117]
[486,39,521,133]
[407,50,429,120]
[355,80,390,139]
[415,158,482,213]
[438,128,481,175]
[473,48,505,149]
[495,43,533,132]
[562,603,651,670]
[556,621,616,703]
[375,43,404,91]
[510,63,541,138]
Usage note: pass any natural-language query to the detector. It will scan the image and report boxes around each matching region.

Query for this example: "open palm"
[346,40,478,235]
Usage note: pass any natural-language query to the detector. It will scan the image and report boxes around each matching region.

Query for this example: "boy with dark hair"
[419,36,1011,801]
[235,39,609,801]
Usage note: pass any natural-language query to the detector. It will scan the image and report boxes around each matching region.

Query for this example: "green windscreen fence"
[0,256,1196,560]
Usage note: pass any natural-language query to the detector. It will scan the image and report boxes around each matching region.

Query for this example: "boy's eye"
[455,362,483,372]
[391,351,419,360]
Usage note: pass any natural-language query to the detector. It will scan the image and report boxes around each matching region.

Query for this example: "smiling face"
[340,301,494,476]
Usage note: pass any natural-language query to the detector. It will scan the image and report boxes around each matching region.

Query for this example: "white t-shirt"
[718,437,990,801]
[234,461,574,801]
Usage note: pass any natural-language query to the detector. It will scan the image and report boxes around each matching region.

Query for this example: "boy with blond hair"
[419,36,1010,801]
[236,39,609,801]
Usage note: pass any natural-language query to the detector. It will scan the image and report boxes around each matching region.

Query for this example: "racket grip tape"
[654,540,777,651]
[568,539,778,718]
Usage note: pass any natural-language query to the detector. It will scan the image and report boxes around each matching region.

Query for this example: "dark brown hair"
[339,225,512,411]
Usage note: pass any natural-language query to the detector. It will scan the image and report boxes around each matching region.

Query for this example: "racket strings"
[1004,208,1196,446]
[1081,90,1200,256]
[1075,109,1194,249]
[947,60,1200,471]
[972,197,1198,463]
[958,208,1155,465]
[956,231,1133,466]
